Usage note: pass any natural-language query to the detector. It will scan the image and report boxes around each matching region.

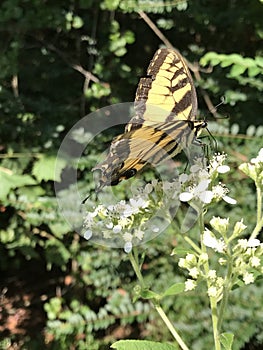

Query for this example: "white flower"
[233,219,247,236]
[180,179,213,204]
[178,258,186,268]
[251,148,263,164]
[250,256,260,268]
[247,238,261,247]
[208,286,218,297]
[185,253,197,264]
[209,153,227,171]
[243,272,254,285]
[210,217,229,234]
[193,179,213,203]
[238,239,249,249]
[134,229,144,240]
[199,253,209,263]
[189,267,199,279]
[207,270,217,280]
[212,184,236,204]
[123,232,133,242]
[102,230,112,239]
[185,279,197,291]
[203,229,226,253]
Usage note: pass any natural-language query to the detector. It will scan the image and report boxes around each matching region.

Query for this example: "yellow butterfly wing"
[92,48,205,191]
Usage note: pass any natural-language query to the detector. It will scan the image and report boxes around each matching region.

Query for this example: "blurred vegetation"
[0,0,262,349]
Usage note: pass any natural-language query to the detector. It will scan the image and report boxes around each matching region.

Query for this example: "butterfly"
[84,48,207,202]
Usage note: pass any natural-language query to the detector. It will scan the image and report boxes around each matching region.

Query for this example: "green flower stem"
[128,248,189,350]
[217,253,233,332]
[154,304,190,350]
[199,213,221,350]
[250,184,263,239]
[183,236,202,254]
[128,248,145,288]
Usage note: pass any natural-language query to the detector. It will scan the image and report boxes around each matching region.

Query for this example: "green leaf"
[111,340,177,350]
[140,289,161,300]
[0,167,36,200]
[220,332,234,350]
[248,66,261,77]
[229,64,247,77]
[162,283,185,297]
[32,155,66,182]
[72,15,84,29]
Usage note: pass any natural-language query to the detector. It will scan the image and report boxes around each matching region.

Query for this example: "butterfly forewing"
[91,48,205,192]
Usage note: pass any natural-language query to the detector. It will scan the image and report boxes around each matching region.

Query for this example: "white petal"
[199,190,213,204]
[179,173,189,183]
[195,179,211,192]
[223,195,237,205]
[179,192,193,202]
[217,165,230,173]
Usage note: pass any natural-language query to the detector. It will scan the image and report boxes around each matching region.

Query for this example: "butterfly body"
[92,48,206,193]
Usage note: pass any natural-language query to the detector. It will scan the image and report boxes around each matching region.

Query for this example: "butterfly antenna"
[209,96,229,120]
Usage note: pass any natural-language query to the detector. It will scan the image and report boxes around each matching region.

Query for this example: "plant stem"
[199,213,221,350]
[217,256,232,332]
[184,236,202,254]
[128,248,189,350]
[128,248,146,288]
[250,185,263,239]
[155,304,190,350]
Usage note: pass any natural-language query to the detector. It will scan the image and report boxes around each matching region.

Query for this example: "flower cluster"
[232,238,263,284]
[204,217,263,286]
[83,153,236,252]
[239,147,263,187]
[179,215,263,297]
[179,153,236,205]
[178,251,224,298]
[83,182,164,252]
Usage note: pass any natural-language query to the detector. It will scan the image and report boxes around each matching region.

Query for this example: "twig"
[11,74,19,97]
[137,11,173,49]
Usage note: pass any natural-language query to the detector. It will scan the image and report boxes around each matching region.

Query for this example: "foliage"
[0,0,262,349]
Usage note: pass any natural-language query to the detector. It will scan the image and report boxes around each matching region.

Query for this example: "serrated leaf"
[111,340,177,350]
[220,332,234,350]
[32,155,66,182]
[162,283,185,297]
[0,167,36,200]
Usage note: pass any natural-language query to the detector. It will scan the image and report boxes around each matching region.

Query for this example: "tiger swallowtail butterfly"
[84,48,207,202]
